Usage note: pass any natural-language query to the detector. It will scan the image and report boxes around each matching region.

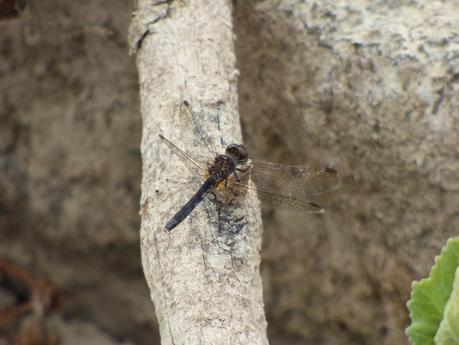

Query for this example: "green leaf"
[406,237,459,345]
[434,267,459,345]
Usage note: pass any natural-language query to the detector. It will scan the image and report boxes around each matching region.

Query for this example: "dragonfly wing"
[223,171,327,212]
[256,190,325,212]
[178,100,219,163]
[250,160,341,199]
[159,134,208,177]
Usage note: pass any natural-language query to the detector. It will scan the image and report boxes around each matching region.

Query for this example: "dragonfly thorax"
[208,155,236,180]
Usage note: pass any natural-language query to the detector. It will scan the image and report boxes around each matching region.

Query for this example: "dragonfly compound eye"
[225,144,248,165]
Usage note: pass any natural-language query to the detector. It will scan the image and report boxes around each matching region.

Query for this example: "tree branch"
[129,1,268,344]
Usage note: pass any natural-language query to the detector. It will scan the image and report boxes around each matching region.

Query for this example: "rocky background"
[0,1,457,345]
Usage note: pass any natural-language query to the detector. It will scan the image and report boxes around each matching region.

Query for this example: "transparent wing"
[158,134,208,177]
[224,161,340,212]
[159,100,222,177]
[178,100,219,164]
[249,161,341,200]
[211,172,324,212]
[254,190,325,212]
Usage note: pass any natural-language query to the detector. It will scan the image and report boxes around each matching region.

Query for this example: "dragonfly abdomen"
[164,174,220,231]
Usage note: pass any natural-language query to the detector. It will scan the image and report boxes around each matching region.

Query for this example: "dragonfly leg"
[224,184,240,204]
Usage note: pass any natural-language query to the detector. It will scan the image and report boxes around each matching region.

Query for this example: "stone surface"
[234,1,458,345]
[0,1,157,344]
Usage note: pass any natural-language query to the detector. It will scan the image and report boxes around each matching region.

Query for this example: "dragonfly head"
[225,144,248,166]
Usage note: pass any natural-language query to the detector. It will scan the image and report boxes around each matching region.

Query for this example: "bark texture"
[130,1,268,345]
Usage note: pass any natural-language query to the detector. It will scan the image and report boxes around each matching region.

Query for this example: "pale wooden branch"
[129,1,268,344]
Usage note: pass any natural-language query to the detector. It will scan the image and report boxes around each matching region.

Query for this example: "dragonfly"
[159,100,341,231]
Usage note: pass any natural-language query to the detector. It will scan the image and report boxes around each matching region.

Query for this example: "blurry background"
[1,1,458,345]
[0,1,152,344]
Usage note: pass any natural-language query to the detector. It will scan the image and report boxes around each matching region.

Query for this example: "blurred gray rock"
[235,1,458,345]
